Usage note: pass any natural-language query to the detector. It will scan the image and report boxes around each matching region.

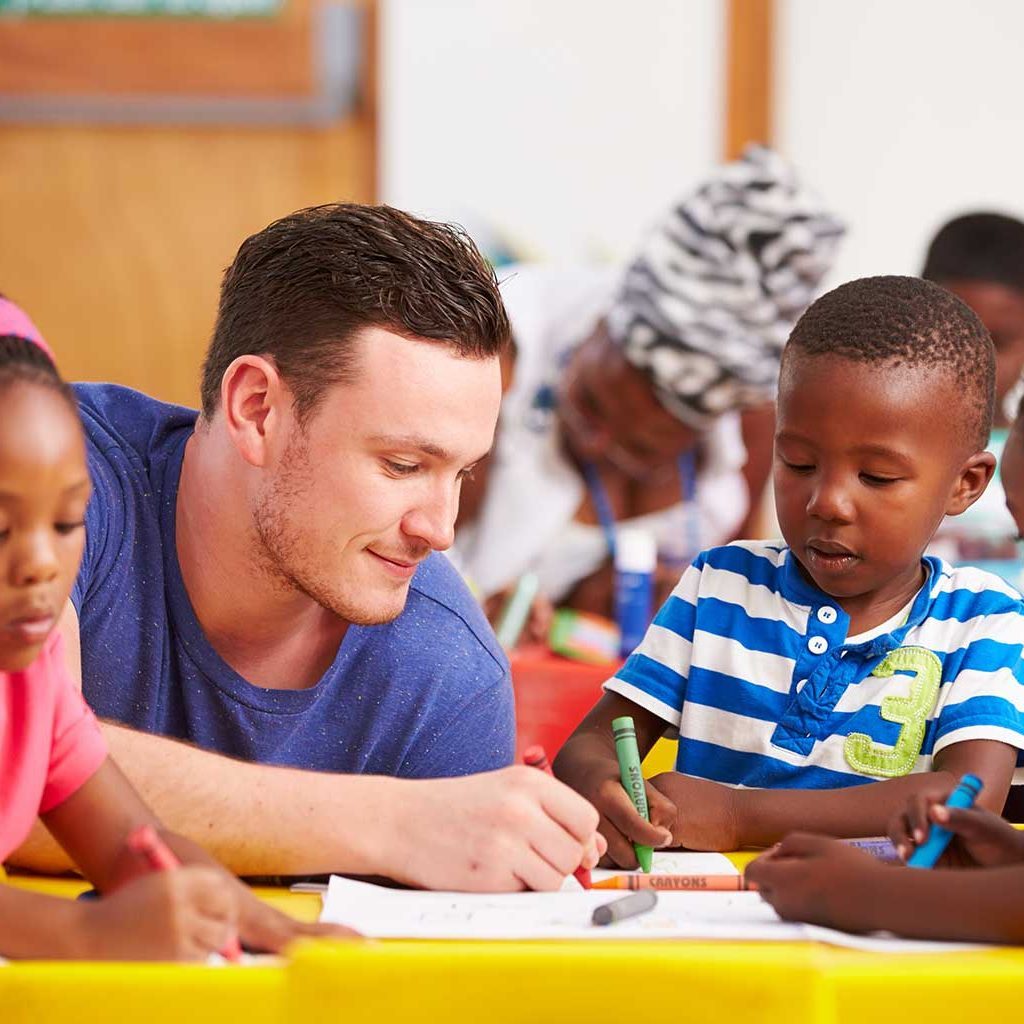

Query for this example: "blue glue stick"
[614,528,656,658]
[906,774,983,869]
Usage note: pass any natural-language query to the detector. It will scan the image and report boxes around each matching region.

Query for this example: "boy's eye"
[860,473,898,487]
[781,458,814,474]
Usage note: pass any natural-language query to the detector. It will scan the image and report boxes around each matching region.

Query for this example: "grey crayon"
[591,888,658,926]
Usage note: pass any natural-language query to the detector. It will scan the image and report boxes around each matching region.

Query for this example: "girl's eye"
[781,459,814,474]
[55,521,86,535]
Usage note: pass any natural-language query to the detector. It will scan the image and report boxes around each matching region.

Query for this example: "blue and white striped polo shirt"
[606,540,1024,789]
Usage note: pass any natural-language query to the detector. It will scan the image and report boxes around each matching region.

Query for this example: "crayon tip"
[636,845,653,873]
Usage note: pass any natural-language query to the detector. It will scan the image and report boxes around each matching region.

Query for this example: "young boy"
[923,212,1024,427]
[744,407,1024,943]
[554,276,1024,867]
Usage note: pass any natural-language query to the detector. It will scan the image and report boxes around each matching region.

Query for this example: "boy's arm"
[747,833,1024,943]
[553,691,676,866]
[650,739,1017,849]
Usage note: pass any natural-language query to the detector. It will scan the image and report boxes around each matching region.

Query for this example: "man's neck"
[175,431,348,690]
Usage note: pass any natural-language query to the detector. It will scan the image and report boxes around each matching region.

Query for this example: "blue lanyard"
[583,450,700,564]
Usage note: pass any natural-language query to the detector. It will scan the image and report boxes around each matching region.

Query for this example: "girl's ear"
[945,450,997,517]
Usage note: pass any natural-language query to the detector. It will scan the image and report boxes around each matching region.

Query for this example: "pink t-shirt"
[0,631,107,862]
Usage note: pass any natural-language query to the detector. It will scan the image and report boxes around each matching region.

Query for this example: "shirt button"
[817,606,838,625]
[795,678,807,693]
[808,636,828,655]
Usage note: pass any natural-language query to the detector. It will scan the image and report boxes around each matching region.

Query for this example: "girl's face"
[0,382,90,670]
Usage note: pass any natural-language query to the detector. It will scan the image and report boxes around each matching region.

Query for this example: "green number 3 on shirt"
[844,646,942,778]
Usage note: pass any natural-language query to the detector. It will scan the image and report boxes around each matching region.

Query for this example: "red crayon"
[522,745,592,889]
[127,824,243,962]
[592,873,757,892]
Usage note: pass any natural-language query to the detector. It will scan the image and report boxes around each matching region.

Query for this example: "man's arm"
[15,603,603,889]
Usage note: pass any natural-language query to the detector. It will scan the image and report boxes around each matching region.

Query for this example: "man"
[12,205,602,891]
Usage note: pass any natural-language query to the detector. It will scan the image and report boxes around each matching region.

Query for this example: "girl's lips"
[3,614,56,643]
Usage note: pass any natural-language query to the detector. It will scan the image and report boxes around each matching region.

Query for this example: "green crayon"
[612,715,653,873]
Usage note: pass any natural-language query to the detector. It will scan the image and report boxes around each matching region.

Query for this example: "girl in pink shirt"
[0,332,346,959]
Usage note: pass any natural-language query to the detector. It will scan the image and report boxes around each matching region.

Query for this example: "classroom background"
[3,0,1022,408]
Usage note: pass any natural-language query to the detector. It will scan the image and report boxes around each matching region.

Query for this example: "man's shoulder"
[402,553,507,673]
[74,383,198,464]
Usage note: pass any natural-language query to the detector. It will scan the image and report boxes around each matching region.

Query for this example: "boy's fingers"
[598,813,641,869]
[598,782,673,847]
[644,783,679,841]
[772,832,832,859]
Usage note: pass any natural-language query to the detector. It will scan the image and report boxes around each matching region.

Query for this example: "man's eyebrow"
[368,434,494,464]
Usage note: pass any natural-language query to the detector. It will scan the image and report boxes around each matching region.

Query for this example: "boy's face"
[940,279,1024,418]
[0,384,90,670]
[1001,426,1024,538]
[774,352,992,616]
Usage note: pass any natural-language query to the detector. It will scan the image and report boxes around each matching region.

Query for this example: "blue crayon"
[906,774,983,869]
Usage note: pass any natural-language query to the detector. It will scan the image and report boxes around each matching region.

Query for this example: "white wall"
[380,1,723,263]
[777,0,1024,288]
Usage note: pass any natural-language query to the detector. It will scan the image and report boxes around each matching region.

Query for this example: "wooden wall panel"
[724,0,774,159]
[0,0,376,407]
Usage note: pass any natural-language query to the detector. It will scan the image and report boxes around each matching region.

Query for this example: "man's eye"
[384,460,418,476]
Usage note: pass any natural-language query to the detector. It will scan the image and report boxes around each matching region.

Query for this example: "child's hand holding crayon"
[890,787,1024,868]
[744,833,884,932]
[646,772,742,852]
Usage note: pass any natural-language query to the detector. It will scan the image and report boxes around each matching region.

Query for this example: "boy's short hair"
[785,275,994,450]
[923,212,1024,293]
[200,204,511,423]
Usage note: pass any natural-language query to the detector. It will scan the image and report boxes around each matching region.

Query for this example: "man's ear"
[220,355,287,468]
[946,450,997,517]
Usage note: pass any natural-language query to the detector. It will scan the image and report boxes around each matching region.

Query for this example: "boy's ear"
[945,450,997,517]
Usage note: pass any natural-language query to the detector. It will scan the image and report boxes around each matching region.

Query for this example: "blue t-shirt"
[70,384,515,778]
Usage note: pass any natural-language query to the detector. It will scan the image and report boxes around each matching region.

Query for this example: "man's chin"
[334,586,411,626]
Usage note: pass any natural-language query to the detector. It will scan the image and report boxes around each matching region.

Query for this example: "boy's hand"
[75,866,239,961]
[647,772,740,851]
[744,833,882,932]
[557,755,673,869]
[890,788,1024,868]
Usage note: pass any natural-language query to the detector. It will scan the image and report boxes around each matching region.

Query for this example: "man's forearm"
[732,772,958,847]
[13,722,401,877]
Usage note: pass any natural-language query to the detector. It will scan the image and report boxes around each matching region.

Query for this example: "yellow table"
[3,869,1024,1024]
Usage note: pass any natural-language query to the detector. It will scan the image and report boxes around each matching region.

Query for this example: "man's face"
[774,352,977,609]
[941,279,1024,418]
[556,322,697,479]
[253,329,501,625]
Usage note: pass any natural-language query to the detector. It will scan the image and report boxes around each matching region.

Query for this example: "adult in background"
[454,148,844,627]
[9,205,602,891]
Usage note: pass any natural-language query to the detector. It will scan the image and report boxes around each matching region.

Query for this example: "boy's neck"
[833,562,927,638]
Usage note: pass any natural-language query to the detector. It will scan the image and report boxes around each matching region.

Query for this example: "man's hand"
[890,787,1024,868]
[744,833,883,932]
[647,772,740,851]
[381,766,606,891]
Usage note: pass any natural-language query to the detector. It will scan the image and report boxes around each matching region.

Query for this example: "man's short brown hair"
[200,203,511,422]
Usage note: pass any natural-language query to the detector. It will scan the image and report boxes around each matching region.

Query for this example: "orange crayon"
[592,873,757,892]
[522,745,592,889]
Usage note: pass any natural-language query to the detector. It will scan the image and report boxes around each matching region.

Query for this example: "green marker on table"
[612,715,653,873]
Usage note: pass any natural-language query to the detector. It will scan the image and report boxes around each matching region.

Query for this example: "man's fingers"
[534,771,601,846]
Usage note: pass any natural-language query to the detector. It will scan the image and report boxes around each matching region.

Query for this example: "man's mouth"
[367,550,425,580]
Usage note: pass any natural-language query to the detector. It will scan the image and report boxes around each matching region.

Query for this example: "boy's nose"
[806,479,854,523]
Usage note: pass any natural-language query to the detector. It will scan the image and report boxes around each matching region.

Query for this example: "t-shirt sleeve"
[604,555,705,729]
[403,667,516,779]
[71,440,126,613]
[932,601,1024,758]
[39,632,108,814]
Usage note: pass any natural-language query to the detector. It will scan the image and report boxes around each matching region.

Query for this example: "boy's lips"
[805,540,860,573]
